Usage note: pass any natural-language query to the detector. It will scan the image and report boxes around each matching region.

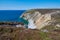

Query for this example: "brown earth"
[0,26,60,40]
[0,27,41,40]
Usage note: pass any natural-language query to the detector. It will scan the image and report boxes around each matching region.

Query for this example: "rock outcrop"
[21,9,60,29]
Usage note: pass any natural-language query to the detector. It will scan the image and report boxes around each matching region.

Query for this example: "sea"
[0,10,26,22]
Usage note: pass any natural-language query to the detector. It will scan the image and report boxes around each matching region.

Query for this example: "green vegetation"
[0,26,60,40]
[39,31,52,40]
[42,25,56,31]
[0,27,54,40]
[0,27,39,40]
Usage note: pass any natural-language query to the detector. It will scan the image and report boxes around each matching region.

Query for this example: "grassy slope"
[0,27,52,40]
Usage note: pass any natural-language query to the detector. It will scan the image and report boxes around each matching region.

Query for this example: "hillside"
[21,9,60,29]
[24,9,60,14]
[0,27,47,40]
[0,26,60,40]
[0,9,60,40]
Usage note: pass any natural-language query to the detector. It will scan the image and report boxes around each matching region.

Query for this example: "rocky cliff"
[21,9,60,29]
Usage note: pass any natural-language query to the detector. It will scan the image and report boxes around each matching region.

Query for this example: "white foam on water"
[28,19,36,29]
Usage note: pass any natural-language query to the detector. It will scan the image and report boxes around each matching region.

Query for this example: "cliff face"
[21,9,60,29]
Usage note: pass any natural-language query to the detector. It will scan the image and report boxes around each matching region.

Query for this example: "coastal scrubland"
[0,26,60,40]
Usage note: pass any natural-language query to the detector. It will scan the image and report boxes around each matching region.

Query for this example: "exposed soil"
[0,27,41,40]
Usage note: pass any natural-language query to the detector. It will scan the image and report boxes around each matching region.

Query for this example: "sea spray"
[28,18,36,29]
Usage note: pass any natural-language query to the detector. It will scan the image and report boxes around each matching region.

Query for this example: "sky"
[0,0,60,10]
